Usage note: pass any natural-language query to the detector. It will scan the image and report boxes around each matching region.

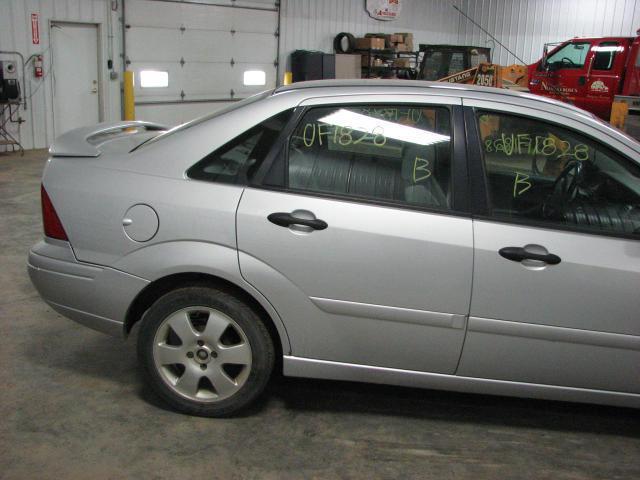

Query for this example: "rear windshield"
[133,89,273,151]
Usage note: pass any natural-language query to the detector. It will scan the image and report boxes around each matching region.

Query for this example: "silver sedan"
[28,80,640,416]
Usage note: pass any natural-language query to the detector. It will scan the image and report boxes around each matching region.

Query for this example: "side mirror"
[541,45,549,69]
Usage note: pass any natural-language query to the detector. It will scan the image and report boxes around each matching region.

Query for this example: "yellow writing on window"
[484,133,589,161]
[302,123,386,148]
[413,156,432,182]
[513,172,532,198]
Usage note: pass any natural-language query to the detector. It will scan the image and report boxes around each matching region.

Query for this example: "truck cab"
[529,36,640,120]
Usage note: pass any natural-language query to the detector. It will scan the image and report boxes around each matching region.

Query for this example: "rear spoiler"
[49,121,168,158]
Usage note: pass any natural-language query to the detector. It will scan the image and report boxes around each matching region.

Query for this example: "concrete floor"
[1,149,640,480]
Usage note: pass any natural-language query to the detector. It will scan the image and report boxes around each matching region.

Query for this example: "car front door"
[531,40,592,110]
[458,101,640,394]
[236,96,474,374]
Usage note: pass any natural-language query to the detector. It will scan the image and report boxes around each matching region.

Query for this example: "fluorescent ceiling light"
[244,70,266,86]
[318,109,450,146]
[139,70,169,88]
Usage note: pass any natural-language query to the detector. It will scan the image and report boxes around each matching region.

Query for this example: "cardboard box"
[356,37,385,50]
[395,32,414,50]
[405,34,414,50]
[362,56,384,67]
[393,58,411,68]
[394,43,410,52]
[390,34,403,43]
[377,34,391,49]
[335,54,361,79]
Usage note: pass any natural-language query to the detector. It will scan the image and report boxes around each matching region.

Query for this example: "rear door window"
[592,41,622,71]
[281,104,453,210]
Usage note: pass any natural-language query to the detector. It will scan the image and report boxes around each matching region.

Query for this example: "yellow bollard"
[283,71,293,85]
[123,70,135,121]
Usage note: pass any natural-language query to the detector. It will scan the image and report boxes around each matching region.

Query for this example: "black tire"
[137,285,275,417]
[334,32,356,54]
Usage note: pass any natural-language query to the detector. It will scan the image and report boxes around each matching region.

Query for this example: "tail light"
[41,184,68,241]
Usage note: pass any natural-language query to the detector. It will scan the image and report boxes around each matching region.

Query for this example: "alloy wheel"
[152,306,252,402]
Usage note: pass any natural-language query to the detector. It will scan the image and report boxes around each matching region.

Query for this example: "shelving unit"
[0,102,24,156]
[356,48,421,79]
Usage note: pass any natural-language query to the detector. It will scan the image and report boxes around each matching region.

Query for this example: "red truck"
[528,34,640,120]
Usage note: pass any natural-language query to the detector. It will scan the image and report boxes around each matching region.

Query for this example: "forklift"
[417,44,491,81]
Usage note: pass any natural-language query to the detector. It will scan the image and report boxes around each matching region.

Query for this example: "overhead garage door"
[125,0,279,125]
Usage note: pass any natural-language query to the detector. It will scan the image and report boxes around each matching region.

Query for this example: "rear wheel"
[137,286,274,417]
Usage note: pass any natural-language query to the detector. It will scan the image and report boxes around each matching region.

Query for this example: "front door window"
[545,42,590,69]
[476,111,640,236]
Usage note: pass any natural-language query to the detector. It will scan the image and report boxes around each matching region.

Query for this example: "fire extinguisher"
[34,55,43,78]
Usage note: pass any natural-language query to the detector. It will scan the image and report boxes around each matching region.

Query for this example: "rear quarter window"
[187,109,293,185]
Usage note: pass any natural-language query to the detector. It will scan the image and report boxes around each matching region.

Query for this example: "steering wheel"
[531,152,543,175]
[553,160,584,201]
[543,160,584,219]
[561,57,576,67]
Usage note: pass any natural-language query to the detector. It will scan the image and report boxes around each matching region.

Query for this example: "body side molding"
[310,297,467,330]
[283,356,640,409]
[468,317,640,352]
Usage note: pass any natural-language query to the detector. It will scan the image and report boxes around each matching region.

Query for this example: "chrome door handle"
[267,212,328,230]
[499,246,561,265]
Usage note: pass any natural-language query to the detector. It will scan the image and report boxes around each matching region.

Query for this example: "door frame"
[250,94,471,217]
[458,100,640,394]
[49,20,104,137]
[235,94,475,373]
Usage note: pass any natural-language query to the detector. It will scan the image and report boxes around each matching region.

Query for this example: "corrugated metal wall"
[279,0,640,73]
[278,0,465,71]
[459,0,640,65]
[0,0,122,151]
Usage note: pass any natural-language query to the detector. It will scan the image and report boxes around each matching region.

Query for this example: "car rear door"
[585,40,627,119]
[236,95,474,374]
[458,100,640,394]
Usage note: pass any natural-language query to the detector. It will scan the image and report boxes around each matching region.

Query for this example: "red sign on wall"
[31,13,40,44]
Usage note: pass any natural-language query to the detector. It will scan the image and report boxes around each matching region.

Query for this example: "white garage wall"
[278,0,465,72]
[0,0,123,151]
[459,0,640,65]
[279,0,640,75]
[3,0,640,151]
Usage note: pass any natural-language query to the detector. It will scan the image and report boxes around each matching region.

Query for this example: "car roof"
[273,79,593,117]
[564,36,635,42]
